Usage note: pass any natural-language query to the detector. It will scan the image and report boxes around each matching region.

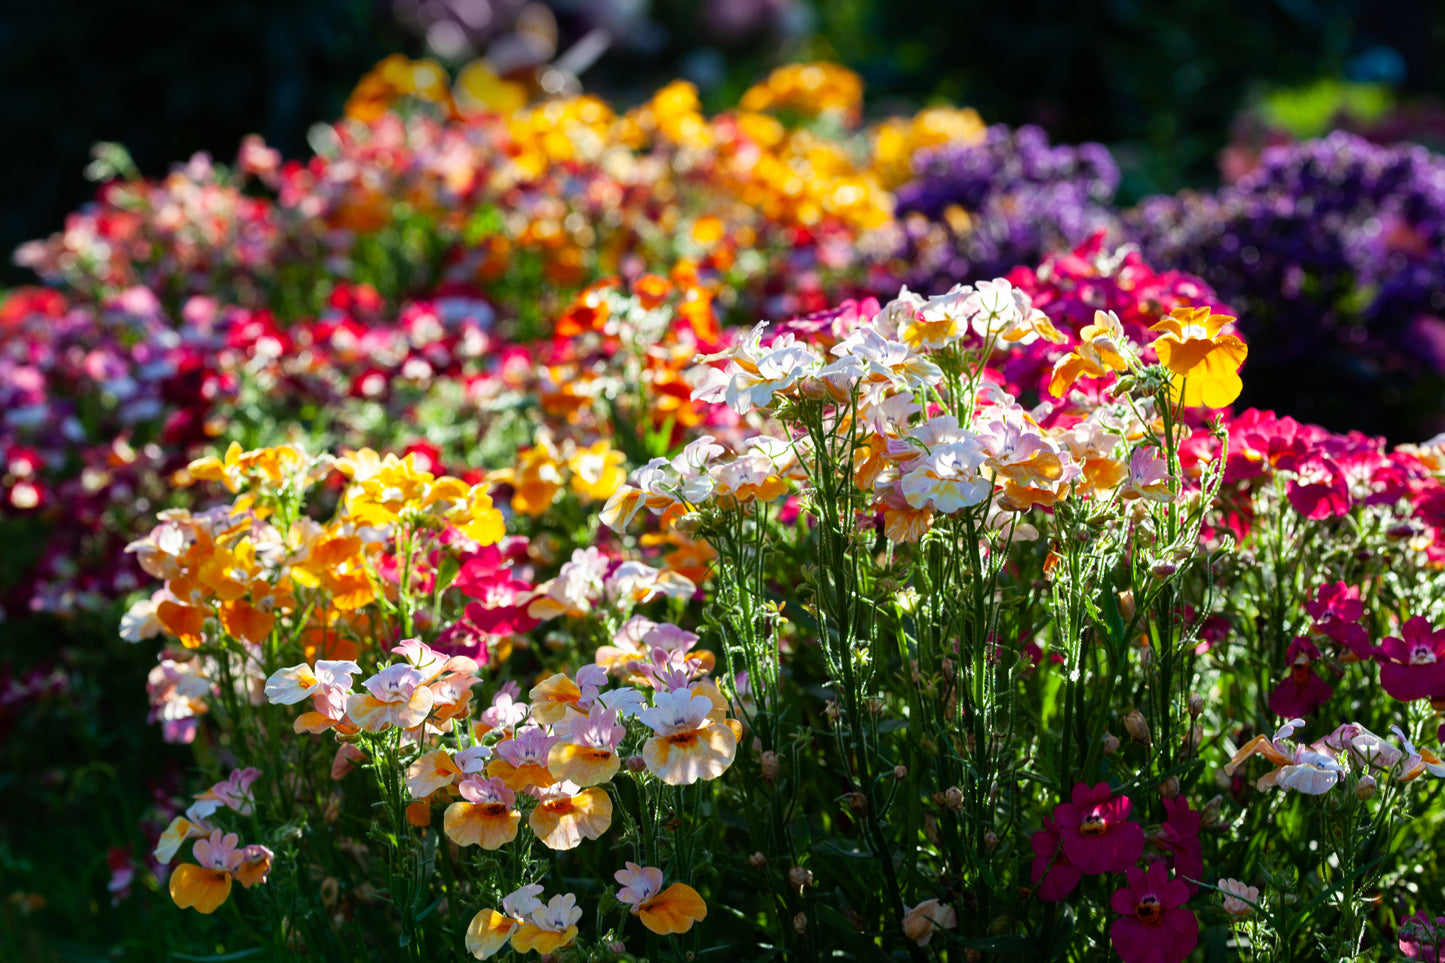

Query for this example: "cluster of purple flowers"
[887,124,1119,294]
[1125,132,1445,438]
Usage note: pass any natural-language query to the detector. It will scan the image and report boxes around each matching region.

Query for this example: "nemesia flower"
[510,892,584,955]
[1054,781,1145,875]
[1029,816,1083,900]
[465,883,543,959]
[168,830,272,914]
[347,663,434,731]
[1109,862,1198,963]
[264,659,361,731]
[1269,638,1334,718]
[614,862,709,935]
[406,748,464,799]
[1399,911,1445,961]
[444,776,520,850]
[481,682,530,730]
[527,780,613,851]
[902,898,957,946]
[1149,305,1248,409]
[548,703,625,786]
[639,687,738,785]
[1224,719,1346,794]
[1218,879,1259,919]
[194,767,262,816]
[1390,727,1445,782]
[1119,447,1173,501]
[487,726,559,791]
[1376,617,1445,703]
[1155,796,1203,892]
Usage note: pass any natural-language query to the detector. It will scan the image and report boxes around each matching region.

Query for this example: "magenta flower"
[1376,617,1445,703]
[1055,782,1145,875]
[1305,581,1372,658]
[1286,455,1351,520]
[1400,912,1445,962]
[1110,862,1198,963]
[1029,817,1082,901]
[1155,796,1203,894]
[1269,638,1334,718]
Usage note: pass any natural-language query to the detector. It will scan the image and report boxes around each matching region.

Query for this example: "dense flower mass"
[8,53,1445,963]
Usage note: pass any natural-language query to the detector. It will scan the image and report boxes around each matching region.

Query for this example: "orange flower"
[639,689,738,785]
[614,862,708,935]
[1048,310,1133,398]
[168,830,272,915]
[1149,306,1248,409]
[527,781,613,851]
[444,777,520,850]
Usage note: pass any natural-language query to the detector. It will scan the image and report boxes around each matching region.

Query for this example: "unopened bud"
[1188,693,1204,718]
[1158,776,1180,799]
[797,377,828,400]
[824,700,841,724]
[788,866,813,892]
[671,512,704,538]
[606,941,627,957]
[984,831,999,853]
[867,697,884,715]
[1183,723,1203,753]
[923,814,942,846]
[1151,560,1178,579]
[944,786,964,812]
[941,657,955,676]
[626,754,647,773]
[1356,774,1377,801]
[1200,794,1224,828]
[1103,730,1121,754]
[1117,589,1137,620]
[793,911,808,935]
[1124,710,1151,745]
[989,781,1000,806]
[749,852,768,869]
[893,765,908,780]
[846,791,869,816]
[760,751,780,785]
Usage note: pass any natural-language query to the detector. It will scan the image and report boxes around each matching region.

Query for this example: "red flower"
[1155,797,1203,894]
[1110,862,1198,963]
[1029,817,1082,901]
[1055,782,1145,875]
[1269,638,1335,718]
[1376,617,1445,703]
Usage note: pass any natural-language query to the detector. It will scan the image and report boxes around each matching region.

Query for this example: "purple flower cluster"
[1125,132,1445,438]
[887,124,1119,293]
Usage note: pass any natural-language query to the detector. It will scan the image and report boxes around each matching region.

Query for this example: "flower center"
[1080,813,1109,837]
[667,731,700,748]
[480,803,509,817]
[1134,896,1163,925]
[1409,645,1437,665]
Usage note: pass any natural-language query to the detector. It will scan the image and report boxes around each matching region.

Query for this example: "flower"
[444,777,521,850]
[901,898,957,946]
[548,704,625,786]
[347,664,434,732]
[464,884,544,959]
[1269,638,1334,718]
[1109,862,1198,963]
[1149,305,1248,409]
[1224,719,1346,794]
[1029,817,1082,901]
[511,892,583,954]
[487,726,560,792]
[1218,879,1259,919]
[168,830,272,914]
[1376,617,1445,703]
[1053,782,1145,875]
[527,781,613,851]
[1399,911,1445,961]
[639,688,738,785]
[1156,796,1203,892]
[265,659,361,731]
[614,862,709,935]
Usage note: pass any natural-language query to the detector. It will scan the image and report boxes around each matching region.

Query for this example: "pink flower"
[1054,782,1145,875]
[1307,581,1372,659]
[1269,638,1334,718]
[1109,862,1198,963]
[1286,455,1350,520]
[1376,617,1445,703]
[1155,797,1202,893]
[1401,912,1445,961]
[1029,817,1082,901]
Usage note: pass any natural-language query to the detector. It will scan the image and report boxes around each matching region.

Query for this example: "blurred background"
[4,0,1444,288]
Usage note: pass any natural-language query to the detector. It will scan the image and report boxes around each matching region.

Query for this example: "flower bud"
[1151,560,1178,579]
[1158,776,1180,799]
[1117,589,1137,620]
[798,377,829,400]
[626,754,647,773]
[846,791,869,816]
[989,781,1000,806]
[944,786,965,812]
[1103,730,1121,754]
[1200,794,1224,828]
[793,912,808,935]
[760,751,780,785]
[893,765,908,780]
[789,866,813,893]
[1356,774,1377,801]
[1188,693,1204,718]
[671,512,704,538]
[607,941,627,957]
[1124,710,1151,745]
[749,852,768,869]
[319,877,339,908]
[984,831,999,853]
[923,813,942,846]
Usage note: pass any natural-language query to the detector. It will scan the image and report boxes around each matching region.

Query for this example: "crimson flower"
[1110,862,1198,963]
[1055,782,1145,875]
[1029,817,1082,901]
[1269,638,1334,718]
[1155,797,1202,894]
[1376,617,1445,703]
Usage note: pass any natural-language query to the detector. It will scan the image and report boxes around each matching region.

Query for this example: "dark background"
[2,0,1442,284]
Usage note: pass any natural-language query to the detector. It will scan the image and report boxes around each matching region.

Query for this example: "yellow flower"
[567,441,626,502]
[1149,306,1248,409]
[615,863,709,935]
[444,777,521,850]
[1048,310,1133,397]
